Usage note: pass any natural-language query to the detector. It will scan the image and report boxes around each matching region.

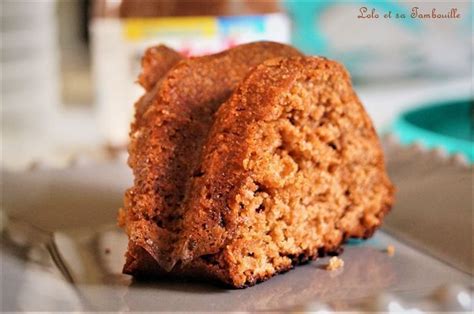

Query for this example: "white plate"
[1,143,472,312]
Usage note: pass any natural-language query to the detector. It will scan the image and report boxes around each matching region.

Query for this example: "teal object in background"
[282,1,472,79]
[392,100,473,162]
[283,0,419,56]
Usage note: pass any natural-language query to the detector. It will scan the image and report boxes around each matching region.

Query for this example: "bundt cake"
[118,42,394,288]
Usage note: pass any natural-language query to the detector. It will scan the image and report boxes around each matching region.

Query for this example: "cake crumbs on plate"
[386,244,395,256]
[326,256,344,271]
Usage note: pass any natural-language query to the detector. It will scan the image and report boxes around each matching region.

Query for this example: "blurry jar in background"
[90,0,290,147]
[2,0,60,165]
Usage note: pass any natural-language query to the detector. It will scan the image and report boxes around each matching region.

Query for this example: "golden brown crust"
[132,46,183,132]
[138,45,183,92]
[121,48,394,288]
[121,42,302,274]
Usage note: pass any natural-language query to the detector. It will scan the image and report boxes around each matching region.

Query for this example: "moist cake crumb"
[326,256,344,271]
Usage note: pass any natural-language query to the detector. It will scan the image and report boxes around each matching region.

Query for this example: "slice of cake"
[119,43,394,288]
[119,42,303,283]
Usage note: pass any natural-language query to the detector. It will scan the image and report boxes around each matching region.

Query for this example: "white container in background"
[90,1,290,147]
[1,0,60,168]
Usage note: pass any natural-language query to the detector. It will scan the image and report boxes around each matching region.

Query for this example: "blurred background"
[1,2,473,311]
[1,0,472,169]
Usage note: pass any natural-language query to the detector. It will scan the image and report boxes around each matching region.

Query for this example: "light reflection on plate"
[1,148,472,312]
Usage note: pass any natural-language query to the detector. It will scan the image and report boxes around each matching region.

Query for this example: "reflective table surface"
[1,140,472,312]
